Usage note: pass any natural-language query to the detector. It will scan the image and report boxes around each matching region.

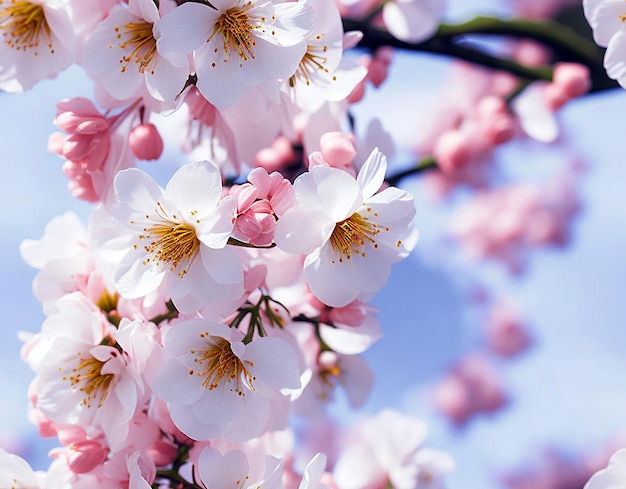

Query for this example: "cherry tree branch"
[343,16,618,92]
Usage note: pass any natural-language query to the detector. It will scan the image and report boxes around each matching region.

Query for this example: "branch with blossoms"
[1,0,626,487]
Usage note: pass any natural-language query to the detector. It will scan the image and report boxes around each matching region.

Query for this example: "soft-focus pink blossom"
[333,410,454,489]
[432,354,507,425]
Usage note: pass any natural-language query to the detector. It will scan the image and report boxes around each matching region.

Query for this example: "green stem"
[435,16,600,66]
[342,19,553,82]
[386,157,438,187]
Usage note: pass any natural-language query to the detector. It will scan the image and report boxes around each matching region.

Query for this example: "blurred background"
[2,0,626,488]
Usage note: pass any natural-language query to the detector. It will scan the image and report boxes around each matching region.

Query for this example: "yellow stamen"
[329,210,383,264]
[139,202,201,278]
[190,335,255,395]
[209,4,258,64]
[62,354,115,408]
[115,21,157,75]
[0,1,52,54]
[289,43,329,87]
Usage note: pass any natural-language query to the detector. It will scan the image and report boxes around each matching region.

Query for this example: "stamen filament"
[0,1,52,54]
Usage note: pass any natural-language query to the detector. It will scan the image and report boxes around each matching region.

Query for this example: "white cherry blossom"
[151,319,300,441]
[274,148,417,307]
[82,0,190,103]
[23,294,145,451]
[286,0,367,113]
[112,161,244,314]
[156,0,314,107]
[0,0,77,92]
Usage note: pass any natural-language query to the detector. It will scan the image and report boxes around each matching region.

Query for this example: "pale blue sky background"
[1,1,626,487]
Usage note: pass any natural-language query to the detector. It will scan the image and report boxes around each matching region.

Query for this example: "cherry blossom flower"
[82,0,190,103]
[275,148,417,307]
[157,0,314,108]
[432,354,508,425]
[287,0,367,113]
[448,175,579,272]
[22,294,146,451]
[0,0,77,92]
[151,319,300,441]
[112,160,244,314]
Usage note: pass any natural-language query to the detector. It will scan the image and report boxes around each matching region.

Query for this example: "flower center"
[115,21,157,75]
[290,44,330,87]
[211,6,257,63]
[329,211,381,264]
[190,335,255,395]
[139,202,201,278]
[0,1,52,54]
[63,355,115,409]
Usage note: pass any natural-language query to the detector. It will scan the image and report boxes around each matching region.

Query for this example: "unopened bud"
[129,123,163,161]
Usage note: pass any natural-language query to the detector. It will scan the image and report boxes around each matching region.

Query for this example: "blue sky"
[1,2,626,487]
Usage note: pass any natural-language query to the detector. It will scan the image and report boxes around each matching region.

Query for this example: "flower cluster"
[15,143,421,486]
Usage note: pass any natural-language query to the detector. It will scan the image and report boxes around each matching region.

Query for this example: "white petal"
[156,3,216,59]
[198,448,250,489]
[152,360,204,405]
[294,166,361,220]
[303,247,359,307]
[357,148,387,199]
[245,337,301,390]
[114,168,164,212]
[114,247,167,299]
[200,246,244,285]
[382,0,441,43]
[605,30,626,88]
[165,161,222,214]
[274,207,331,255]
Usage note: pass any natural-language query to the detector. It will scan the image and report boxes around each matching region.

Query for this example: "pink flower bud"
[544,83,568,111]
[66,440,109,474]
[254,136,296,172]
[433,130,473,173]
[129,123,164,161]
[319,132,357,169]
[476,96,515,145]
[367,47,394,88]
[54,98,110,134]
[553,63,591,99]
